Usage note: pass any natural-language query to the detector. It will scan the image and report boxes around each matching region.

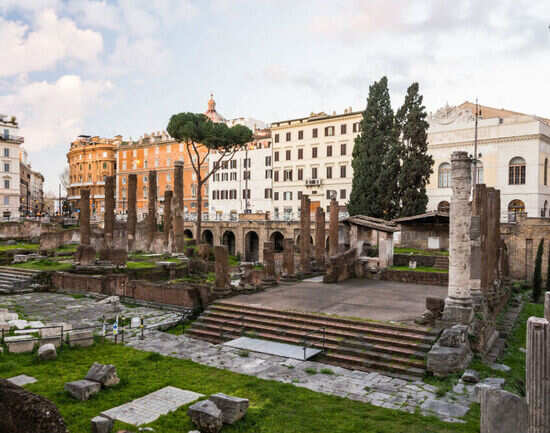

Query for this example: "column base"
[437,297,474,327]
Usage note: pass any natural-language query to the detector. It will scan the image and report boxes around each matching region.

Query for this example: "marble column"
[172,160,184,251]
[315,207,326,269]
[470,183,485,305]
[127,174,137,251]
[163,190,173,248]
[147,171,157,248]
[329,198,339,257]
[104,175,115,248]
[526,316,550,433]
[300,195,311,273]
[545,292,550,321]
[79,189,91,245]
[441,151,473,325]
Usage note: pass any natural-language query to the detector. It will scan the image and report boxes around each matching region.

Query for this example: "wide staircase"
[0,266,42,294]
[433,256,449,270]
[187,301,439,379]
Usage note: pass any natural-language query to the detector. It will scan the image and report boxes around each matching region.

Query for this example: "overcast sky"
[1,0,549,192]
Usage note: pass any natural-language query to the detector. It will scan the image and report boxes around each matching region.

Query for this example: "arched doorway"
[270,231,284,252]
[437,201,450,213]
[183,229,193,239]
[245,231,259,262]
[222,230,236,255]
[508,199,525,222]
[201,229,214,246]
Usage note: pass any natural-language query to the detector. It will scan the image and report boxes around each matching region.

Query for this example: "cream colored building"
[427,102,550,222]
[270,109,362,220]
[0,114,23,219]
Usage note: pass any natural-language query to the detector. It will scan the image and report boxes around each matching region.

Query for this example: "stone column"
[300,195,311,273]
[545,292,550,321]
[172,160,184,251]
[329,198,339,257]
[526,316,550,433]
[470,183,486,305]
[127,174,137,251]
[262,241,276,284]
[104,175,115,248]
[147,171,157,248]
[282,238,295,279]
[214,245,231,295]
[163,190,173,248]
[79,189,91,245]
[441,151,473,325]
[315,207,325,269]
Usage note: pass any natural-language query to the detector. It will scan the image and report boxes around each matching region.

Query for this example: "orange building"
[115,95,226,220]
[67,135,118,217]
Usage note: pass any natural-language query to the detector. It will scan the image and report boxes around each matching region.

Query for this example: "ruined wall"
[399,223,449,250]
[0,220,52,240]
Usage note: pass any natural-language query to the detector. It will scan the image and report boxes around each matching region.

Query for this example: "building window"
[340,143,347,156]
[231,159,237,169]
[298,148,303,160]
[508,199,525,221]
[286,150,291,160]
[274,134,279,143]
[3,163,9,173]
[274,192,279,201]
[312,147,318,158]
[352,122,361,132]
[340,189,346,199]
[340,124,347,134]
[274,171,279,182]
[3,148,8,157]
[3,196,8,205]
[298,191,303,200]
[144,160,148,168]
[265,169,272,179]
[103,162,107,169]
[274,151,279,162]
[438,163,451,188]
[340,165,347,178]
[264,188,272,199]
[265,156,271,166]
[122,161,127,170]
[312,167,318,179]
[230,172,237,180]
[509,157,526,185]
[326,166,332,179]
[327,145,332,157]
[312,128,318,138]
[298,168,303,180]
[283,169,293,181]
[3,180,8,189]
[325,126,335,136]
[298,130,304,140]
[122,176,127,185]
[286,132,291,141]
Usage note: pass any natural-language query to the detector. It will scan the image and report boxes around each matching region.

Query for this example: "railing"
[301,326,326,360]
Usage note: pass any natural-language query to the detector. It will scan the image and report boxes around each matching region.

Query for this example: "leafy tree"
[395,82,434,217]
[167,113,252,240]
[348,76,400,218]
[533,238,544,302]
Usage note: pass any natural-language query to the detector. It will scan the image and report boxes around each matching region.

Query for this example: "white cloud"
[0,75,113,152]
[0,10,103,77]
[105,36,173,76]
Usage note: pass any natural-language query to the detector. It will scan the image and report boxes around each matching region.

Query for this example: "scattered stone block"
[64,380,101,401]
[7,375,37,386]
[0,312,18,322]
[427,325,472,377]
[489,362,511,372]
[86,363,120,387]
[68,330,94,347]
[28,321,45,328]
[188,400,223,433]
[38,343,57,361]
[5,335,36,353]
[461,370,480,384]
[131,317,141,328]
[97,296,119,305]
[91,415,113,433]
[480,387,527,433]
[8,319,28,330]
[209,393,249,424]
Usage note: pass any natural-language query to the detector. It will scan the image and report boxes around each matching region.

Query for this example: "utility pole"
[473,98,480,194]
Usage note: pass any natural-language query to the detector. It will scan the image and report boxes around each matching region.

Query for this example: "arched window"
[508,199,525,222]
[545,158,548,186]
[509,157,526,185]
[438,163,451,188]
[437,201,450,213]
[473,160,484,184]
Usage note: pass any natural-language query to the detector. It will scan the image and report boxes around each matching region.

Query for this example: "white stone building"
[270,109,362,220]
[0,114,23,220]
[427,102,550,222]
[208,129,273,220]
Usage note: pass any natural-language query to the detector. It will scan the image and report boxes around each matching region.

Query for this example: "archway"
[508,199,525,222]
[295,234,314,253]
[183,229,193,239]
[222,230,236,255]
[270,231,284,252]
[437,201,450,213]
[245,231,259,262]
[201,229,214,246]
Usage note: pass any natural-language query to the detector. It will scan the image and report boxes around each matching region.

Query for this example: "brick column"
[441,151,473,325]
[147,171,157,247]
[329,198,338,257]
[163,190,173,248]
[262,241,276,282]
[300,195,311,273]
[127,174,137,251]
[315,207,325,269]
[104,175,115,248]
[526,317,550,433]
[173,160,184,251]
[214,245,230,295]
[282,238,295,278]
[79,189,90,245]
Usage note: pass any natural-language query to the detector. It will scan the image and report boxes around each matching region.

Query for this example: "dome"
[205,93,225,123]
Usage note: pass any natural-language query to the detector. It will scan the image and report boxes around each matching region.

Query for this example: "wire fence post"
[140,317,144,340]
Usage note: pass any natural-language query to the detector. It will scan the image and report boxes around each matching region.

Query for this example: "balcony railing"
[305,178,321,187]
[0,135,24,144]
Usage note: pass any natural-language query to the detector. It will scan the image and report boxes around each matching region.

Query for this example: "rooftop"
[344,215,398,233]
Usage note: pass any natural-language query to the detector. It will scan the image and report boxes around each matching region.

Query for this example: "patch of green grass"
[126,261,157,270]
[394,247,449,256]
[389,265,448,274]
[229,255,240,267]
[305,367,317,375]
[0,242,39,251]
[165,322,193,336]
[11,259,72,271]
[238,350,250,358]
[320,368,334,375]
[55,244,78,253]
[0,342,481,432]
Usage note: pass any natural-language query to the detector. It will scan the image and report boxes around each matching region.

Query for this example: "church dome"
[205,93,225,123]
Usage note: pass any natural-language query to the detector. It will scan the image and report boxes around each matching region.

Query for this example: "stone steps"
[485,296,524,363]
[0,266,42,294]
[432,256,449,270]
[187,301,437,379]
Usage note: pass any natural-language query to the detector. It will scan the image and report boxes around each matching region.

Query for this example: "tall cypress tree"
[348,76,399,218]
[533,238,544,302]
[395,82,434,217]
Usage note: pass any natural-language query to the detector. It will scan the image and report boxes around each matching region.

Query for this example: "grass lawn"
[389,265,448,274]
[394,248,449,256]
[11,259,72,272]
[0,342,480,433]
[126,261,157,270]
[0,242,40,251]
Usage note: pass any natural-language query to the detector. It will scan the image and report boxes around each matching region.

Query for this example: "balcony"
[0,134,24,144]
[305,178,321,187]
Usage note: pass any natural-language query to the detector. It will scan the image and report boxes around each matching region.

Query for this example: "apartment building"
[66,135,118,217]
[0,114,23,219]
[208,128,273,220]
[427,102,550,221]
[270,109,362,219]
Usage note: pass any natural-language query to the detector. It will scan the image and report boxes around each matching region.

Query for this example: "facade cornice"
[428,133,550,149]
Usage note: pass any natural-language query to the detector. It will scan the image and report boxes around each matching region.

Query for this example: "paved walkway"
[231,279,448,322]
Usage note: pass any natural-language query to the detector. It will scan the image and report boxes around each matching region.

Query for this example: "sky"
[1,0,549,193]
